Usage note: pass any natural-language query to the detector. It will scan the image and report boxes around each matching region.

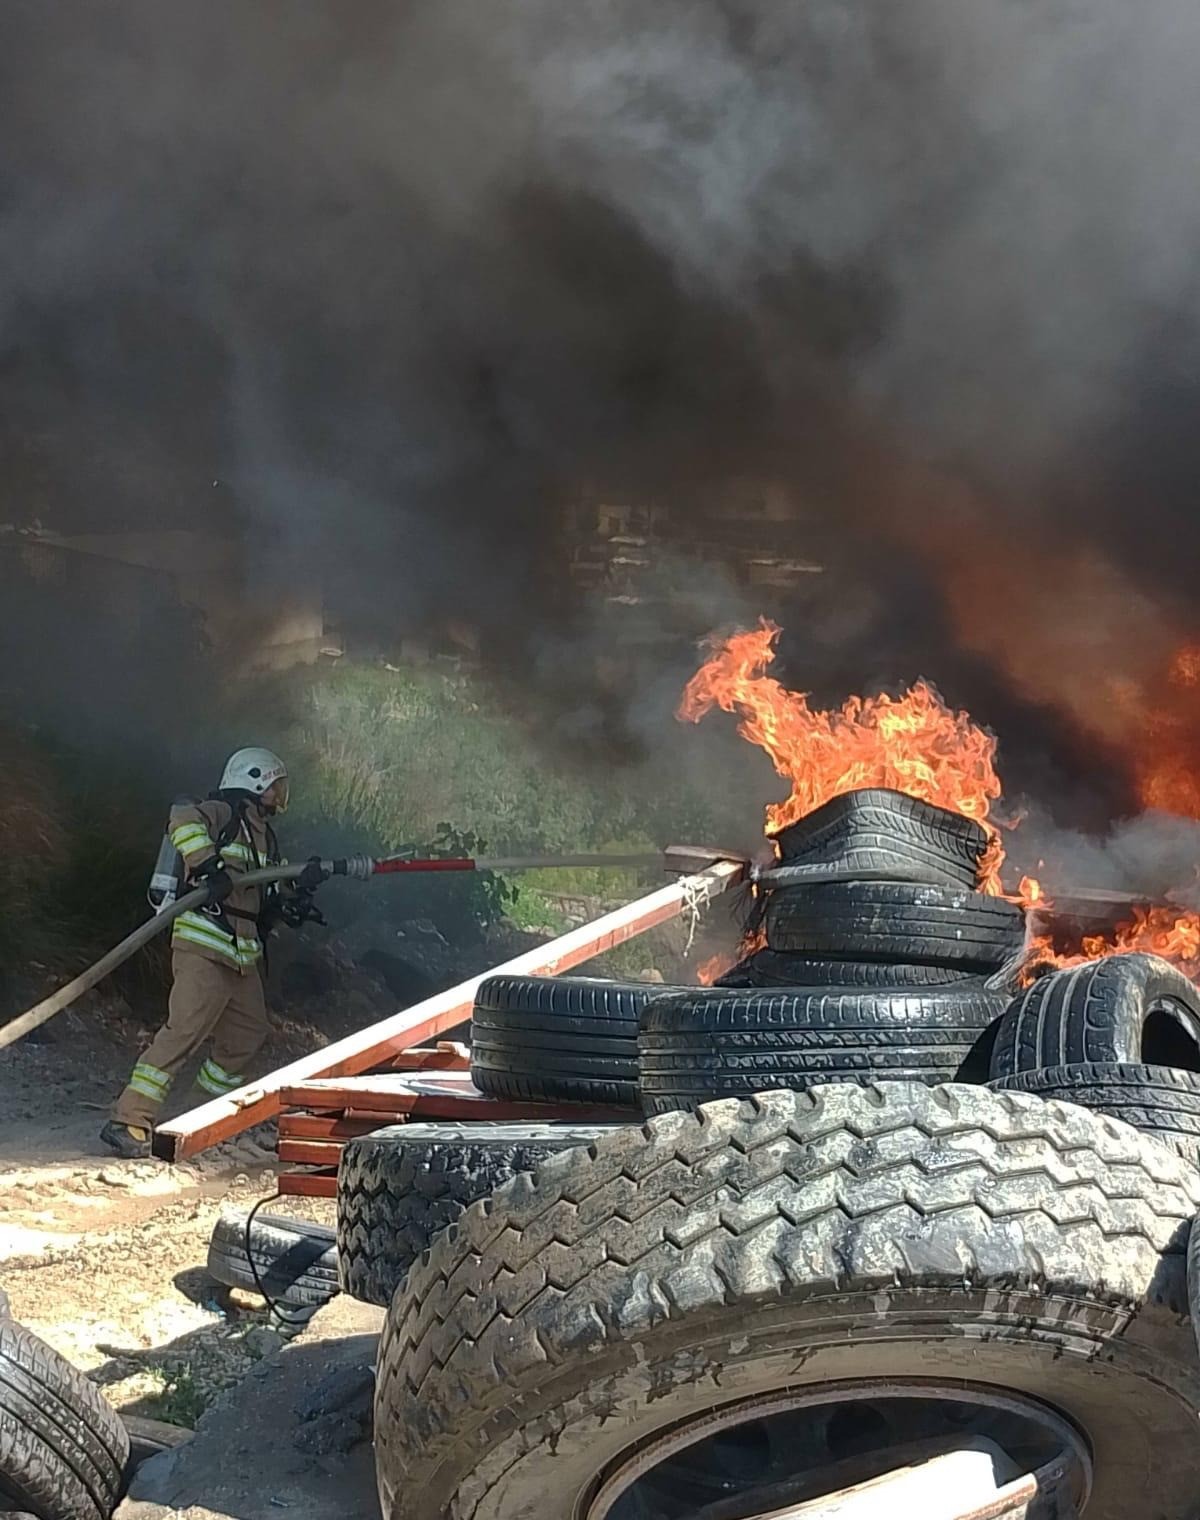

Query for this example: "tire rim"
[581,1380,1093,1520]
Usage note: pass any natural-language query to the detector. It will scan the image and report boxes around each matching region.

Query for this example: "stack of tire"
[986,950,1200,1167]
[336,791,1200,1516]
[637,789,1027,1115]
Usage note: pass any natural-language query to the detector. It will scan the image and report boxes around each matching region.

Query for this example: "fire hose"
[0,844,745,1051]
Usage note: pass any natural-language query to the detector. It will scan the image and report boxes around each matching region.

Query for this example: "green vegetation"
[139,1362,208,1430]
[0,657,728,995]
[259,661,722,858]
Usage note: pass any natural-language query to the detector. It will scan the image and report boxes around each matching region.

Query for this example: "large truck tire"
[638,985,1006,1114]
[990,953,1200,1078]
[337,1121,625,1307]
[206,1211,338,1308]
[471,976,681,1108]
[374,1082,1200,1520]
[0,1319,131,1520]
[990,1062,1200,1168]
[763,881,1025,971]
[714,949,980,989]
[770,788,990,889]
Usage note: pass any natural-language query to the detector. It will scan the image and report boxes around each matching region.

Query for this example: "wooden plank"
[283,1070,477,1109]
[277,1112,395,1141]
[389,1042,471,1071]
[755,1445,1013,1520]
[277,1169,337,1199]
[283,1070,634,1123]
[276,1139,344,1166]
[154,858,742,1159]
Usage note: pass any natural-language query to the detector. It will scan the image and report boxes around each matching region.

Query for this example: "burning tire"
[770,788,990,889]
[989,953,1200,1078]
[337,1120,625,1308]
[0,1318,130,1520]
[989,1062,1200,1168]
[714,948,980,989]
[373,1083,1200,1520]
[637,985,1005,1114]
[763,880,1025,972]
[471,976,682,1108]
[206,1211,338,1308]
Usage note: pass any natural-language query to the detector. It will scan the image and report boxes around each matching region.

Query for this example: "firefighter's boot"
[99,1121,151,1160]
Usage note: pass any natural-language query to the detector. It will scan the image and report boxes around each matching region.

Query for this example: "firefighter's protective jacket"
[168,799,283,972]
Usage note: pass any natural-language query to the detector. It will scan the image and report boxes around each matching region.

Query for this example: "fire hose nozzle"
[326,854,375,881]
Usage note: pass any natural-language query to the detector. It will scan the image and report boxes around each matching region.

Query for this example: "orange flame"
[696,952,735,986]
[1027,904,1200,983]
[1125,641,1200,819]
[679,620,1005,891]
[681,623,1200,985]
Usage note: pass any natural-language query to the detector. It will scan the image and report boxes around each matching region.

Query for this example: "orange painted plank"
[276,1139,343,1166]
[277,1170,338,1199]
[277,1112,393,1141]
[154,859,741,1160]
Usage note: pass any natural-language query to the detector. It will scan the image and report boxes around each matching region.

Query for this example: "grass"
[258,661,725,860]
[139,1363,208,1430]
[0,656,732,992]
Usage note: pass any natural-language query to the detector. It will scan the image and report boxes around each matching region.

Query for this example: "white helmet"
[220,747,289,812]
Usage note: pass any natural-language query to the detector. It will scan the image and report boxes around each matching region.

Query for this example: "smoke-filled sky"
[3,0,1200,841]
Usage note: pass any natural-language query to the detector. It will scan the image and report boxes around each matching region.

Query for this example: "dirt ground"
[1,906,700,1520]
[0,990,343,1428]
[119,1294,382,1520]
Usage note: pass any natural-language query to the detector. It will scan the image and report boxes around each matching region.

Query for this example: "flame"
[679,620,1005,891]
[681,623,1200,985]
[696,952,735,986]
[1027,904,1200,983]
[1018,874,1045,910]
[1122,640,1200,820]
[1172,646,1200,688]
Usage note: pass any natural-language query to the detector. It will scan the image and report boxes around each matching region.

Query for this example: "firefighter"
[100,747,326,1160]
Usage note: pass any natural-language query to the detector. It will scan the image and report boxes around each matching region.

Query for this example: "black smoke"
[3,0,1200,839]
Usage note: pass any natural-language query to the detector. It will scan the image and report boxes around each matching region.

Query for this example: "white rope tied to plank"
[679,872,710,955]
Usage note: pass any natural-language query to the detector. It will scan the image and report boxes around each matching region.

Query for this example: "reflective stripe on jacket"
[166,798,284,973]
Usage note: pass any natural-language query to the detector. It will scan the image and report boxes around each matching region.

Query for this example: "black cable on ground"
[243,1191,326,1330]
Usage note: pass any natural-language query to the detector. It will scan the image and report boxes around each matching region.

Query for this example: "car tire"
[989,1062,1200,1168]
[764,880,1025,972]
[337,1120,626,1307]
[206,1211,338,1308]
[471,976,682,1108]
[637,985,1006,1113]
[770,788,990,889]
[0,1319,130,1520]
[989,953,1200,1078]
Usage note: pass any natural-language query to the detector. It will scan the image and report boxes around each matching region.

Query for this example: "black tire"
[374,1082,1200,1520]
[764,880,1025,971]
[206,1212,338,1308]
[990,953,1200,1079]
[637,985,1005,1114]
[0,1319,130,1520]
[1187,1200,1200,1366]
[337,1121,626,1308]
[714,948,979,989]
[989,1062,1200,1168]
[119,1415,191,1473]
[471,976,682,1108]
[770,788,989,889]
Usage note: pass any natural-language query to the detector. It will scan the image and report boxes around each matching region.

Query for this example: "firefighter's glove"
[281,892,325,930]
[192,858,234,905]
[295,857,329,895]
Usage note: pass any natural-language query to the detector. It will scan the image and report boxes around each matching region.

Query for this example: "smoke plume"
[3,0,1200,859]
